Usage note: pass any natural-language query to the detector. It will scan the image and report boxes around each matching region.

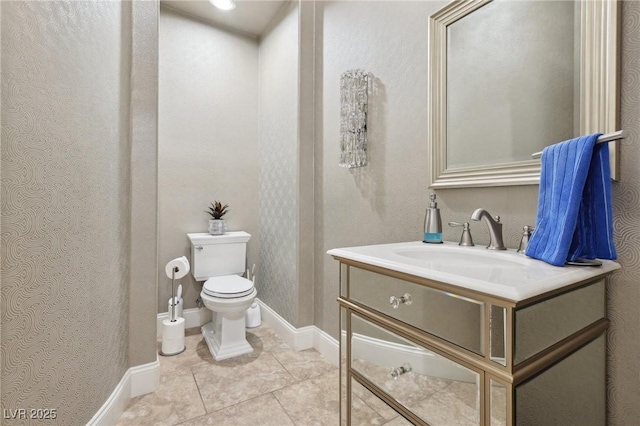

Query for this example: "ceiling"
[161,0,289,38]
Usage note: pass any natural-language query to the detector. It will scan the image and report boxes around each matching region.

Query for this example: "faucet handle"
[517,225,535,254]
[494,215,501,223]
[448,222,474,247]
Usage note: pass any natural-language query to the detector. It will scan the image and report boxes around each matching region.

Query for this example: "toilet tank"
[187,231,251,281]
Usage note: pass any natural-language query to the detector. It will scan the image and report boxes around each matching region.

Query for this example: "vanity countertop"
[328,241,620,302]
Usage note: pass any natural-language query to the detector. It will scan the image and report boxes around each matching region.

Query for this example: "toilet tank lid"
[188,231,251,245]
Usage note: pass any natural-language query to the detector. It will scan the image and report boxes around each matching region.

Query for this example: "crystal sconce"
[339,69,369,168]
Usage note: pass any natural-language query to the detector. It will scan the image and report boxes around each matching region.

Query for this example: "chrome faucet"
[470,208,506,250]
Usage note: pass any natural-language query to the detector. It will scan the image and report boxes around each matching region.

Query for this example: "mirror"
[428,0,620,189]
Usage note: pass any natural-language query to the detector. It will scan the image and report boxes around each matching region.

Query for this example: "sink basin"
[393,245,527,268]
[390,245,532,288]
[327,241,620,301]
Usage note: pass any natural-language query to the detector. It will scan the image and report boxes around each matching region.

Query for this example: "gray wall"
[607,1,640,423]
[257,2,301,326]
[314,0,448,338]
[129,0,160,367]
[1,1,135,423]
[158,7,260,311]
[314,2,639,423]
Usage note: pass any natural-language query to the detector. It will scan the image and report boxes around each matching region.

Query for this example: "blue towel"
[525,133,617,266]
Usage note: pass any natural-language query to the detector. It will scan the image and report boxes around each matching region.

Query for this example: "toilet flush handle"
[195,246,203,251]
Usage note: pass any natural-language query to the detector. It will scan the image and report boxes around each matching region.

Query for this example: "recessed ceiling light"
[209,0,236,11]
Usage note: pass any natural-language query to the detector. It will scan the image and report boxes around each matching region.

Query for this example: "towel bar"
[531,130,626,159]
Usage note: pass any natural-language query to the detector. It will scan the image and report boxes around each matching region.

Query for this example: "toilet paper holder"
[160,258,188,357]
[165,256,189,322]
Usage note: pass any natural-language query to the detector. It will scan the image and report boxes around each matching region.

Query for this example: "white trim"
[87,357,160,426]
[255,299,314,351]
[256,299,340,365]
[314,326,340,367]
[86,370,132,426]
[157,307,212,336]
[130,358,161,398]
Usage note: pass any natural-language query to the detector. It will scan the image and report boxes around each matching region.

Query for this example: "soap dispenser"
[423,193,443,243]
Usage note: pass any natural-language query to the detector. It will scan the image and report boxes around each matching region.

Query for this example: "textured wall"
[1,1,132,423]
[129,0,159,367]
[258,3,300,326]
[297,0,316,329]
[607,1,640,423]
[314,0,448,337]
[158,8,259,312]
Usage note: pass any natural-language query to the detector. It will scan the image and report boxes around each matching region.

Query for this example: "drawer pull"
[389,293,412,309]
[390,363,412,379]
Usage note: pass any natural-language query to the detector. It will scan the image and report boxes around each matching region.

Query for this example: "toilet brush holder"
[245,302,261,328]
[168,296,183,320]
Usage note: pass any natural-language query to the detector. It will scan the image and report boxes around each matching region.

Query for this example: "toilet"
[187,231,256,361]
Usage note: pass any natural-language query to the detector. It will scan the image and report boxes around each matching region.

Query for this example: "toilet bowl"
[199,275,257,361]
[187,231,257,361]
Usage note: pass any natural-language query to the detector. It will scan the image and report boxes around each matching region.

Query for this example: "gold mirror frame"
[428,0,620,189]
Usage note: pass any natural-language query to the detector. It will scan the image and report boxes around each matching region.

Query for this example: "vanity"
[329,242,620,425]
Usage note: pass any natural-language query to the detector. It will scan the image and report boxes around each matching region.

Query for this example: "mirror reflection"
[350,313,481,425]
[447,0,579,169]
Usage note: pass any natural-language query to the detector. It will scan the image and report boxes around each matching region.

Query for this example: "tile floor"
[117,325,394,425]
[118,325,495,425]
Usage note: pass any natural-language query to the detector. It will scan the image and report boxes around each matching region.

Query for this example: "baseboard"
[130,358,161,397]
[157,307,212,336]
[255,299,339,365]
[255,299,314,350]
[87,357,160,425]
[86,370,132,426]
[314,326,340,367]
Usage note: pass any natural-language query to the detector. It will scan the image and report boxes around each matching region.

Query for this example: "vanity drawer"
[349,312,481,426]
[348,266,484,355]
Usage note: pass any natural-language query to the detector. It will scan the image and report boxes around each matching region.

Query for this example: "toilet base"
[201,319,253,361]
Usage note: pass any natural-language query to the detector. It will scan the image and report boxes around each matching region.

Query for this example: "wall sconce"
[339,69,369,168]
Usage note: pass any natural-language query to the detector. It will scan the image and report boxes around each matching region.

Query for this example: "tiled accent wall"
[1,1,132,423]
[258,3,300,326]
[607,1,640,423]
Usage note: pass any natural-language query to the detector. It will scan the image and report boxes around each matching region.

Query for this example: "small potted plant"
[206,201,229,235]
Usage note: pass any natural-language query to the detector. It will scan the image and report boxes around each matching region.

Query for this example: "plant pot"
[208,219,227,235]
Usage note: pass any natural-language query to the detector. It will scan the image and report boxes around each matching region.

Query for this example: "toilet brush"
[170,266,178,322]
[176,284,183,316]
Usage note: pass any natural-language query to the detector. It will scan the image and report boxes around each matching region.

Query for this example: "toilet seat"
[203,275,255,299]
